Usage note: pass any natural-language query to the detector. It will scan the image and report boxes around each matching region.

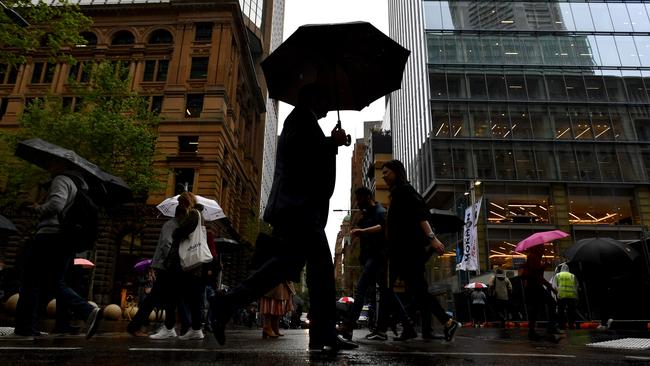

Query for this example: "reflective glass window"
[452,143,472,178]
[564,72,587,101]
[622,70,648,103]
[583,36,601,67]
[570,107,593,140]
[444,35,464,63]
[596,36,621,67]
[530,2,554,31]
[572,3,595,31]
[427,34,445,63]
[483,35,503,64]
[551,105,572,140]
[568,187,636,225]
[629,4,650,32]
[590,107,614,141]
[584,73,607,102]
[470,105,491,137]
[540,36,562,66]
[556,145,578,181]
[514,144,536,180]
[447,72,467,98]
[635,36,650,67]
[630,106,650,141]
[490,104,510,139]
[575,146,599,181]
[441,1,454,30]
[525,72,547,100]
[434,141,453,179]
[619,145,645,182]
[449,104,470,137]
[642,147,650,183]
[429,72,447,99]
[494,146,516,180]
[486,73,507,100]
[596,146,621,182]
[473,142,495,179]
[502,36,524,65]
[424,1,443,29]
[611,106,636,141]
[557,3,576,31]
[521,37,543,64]
[509,105,532,139]
[608,3,633,32]
[464,36,483,64]
[616,36,640,67]
[432,103,450,137]
[529,105,553,139]
[602,70,626,102]
[534,143,557,180]
[505,73,526,100]
[590,3,614,31]
[468,73,488,99]
[572,36,595,67]
[643,70,650,98]
[546,74,567,101]
[558,36,578,66]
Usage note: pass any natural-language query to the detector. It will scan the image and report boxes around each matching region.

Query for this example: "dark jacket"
[263,106,338,229]
[357,203,387,265]
[386,183,429,266]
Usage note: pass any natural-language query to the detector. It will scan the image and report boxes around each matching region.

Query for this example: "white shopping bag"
[178,219,213,270]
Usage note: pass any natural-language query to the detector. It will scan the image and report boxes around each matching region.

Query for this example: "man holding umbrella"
[211,84,355,353]
[14,159,102,338]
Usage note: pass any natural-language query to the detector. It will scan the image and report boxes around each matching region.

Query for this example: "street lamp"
[1,1,30,27]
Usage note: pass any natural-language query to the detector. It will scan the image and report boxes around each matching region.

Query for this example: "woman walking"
[381,159,461,342]
[260,282,294,339]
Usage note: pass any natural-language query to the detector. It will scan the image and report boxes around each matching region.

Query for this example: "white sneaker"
[179,329,204,340]
[149,327,177,339]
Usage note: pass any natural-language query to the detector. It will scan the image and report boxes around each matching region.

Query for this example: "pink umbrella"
[465,282,488,289]
[515,230,569,252]
[337,296,354,304]
[74,258,95,269]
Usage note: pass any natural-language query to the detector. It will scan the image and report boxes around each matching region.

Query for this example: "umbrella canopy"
[337,296,354,304]
[15,138,132,204]
[0,214,17,234]
[465,282,488,289]
[429,209,465,234]
[261,21,410,112]
[515,229,569,252]
[565,237,639,266]
[73,258,95,268]
[156,194,226,221]
[133,259,152,272]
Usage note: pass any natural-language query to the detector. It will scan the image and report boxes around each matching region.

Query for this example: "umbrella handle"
[335,119,351,147]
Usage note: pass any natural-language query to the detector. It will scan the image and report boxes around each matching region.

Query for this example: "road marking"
[625,356,650,361]
[129,348,214,352]
[0,346,81,351]
[374,351,576,358]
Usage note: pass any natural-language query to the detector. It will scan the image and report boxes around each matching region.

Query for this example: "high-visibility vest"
[556,272,578,299]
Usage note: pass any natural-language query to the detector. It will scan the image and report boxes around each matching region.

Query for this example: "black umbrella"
[261,22,410,143]
[429,209,465,234]
[15,138,132,204]
[565,237,639,265]
[0,214,17,234]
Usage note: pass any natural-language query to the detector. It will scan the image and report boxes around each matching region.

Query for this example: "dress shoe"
[319,335,359,353]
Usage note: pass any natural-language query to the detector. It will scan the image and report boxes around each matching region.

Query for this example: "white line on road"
[0,346,82,351]
[129,348,214,352]
[625,356,650,361]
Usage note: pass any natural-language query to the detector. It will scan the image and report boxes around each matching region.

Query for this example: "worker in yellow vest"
[553,263,579,330]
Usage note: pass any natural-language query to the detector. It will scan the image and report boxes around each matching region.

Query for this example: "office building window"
[179,136,199,153]
[185,94,203,118]
[189,57,209,79]
[148,96,163,114]
[31,62,55,84]
[68,61,91,83]
[148,29,173,45]
[194,22,213,42]
[142,60,168,82]
[0,64,18,84]
[174,168,194,194]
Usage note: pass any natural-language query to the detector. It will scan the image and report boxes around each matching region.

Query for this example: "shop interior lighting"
[538,205,547,211]
[501,20,514,24]
[569,212,581,220]
[435,123,445,136]
[507,204,538,208]
[575,127,591,139]
[490,211,506,219]
[454,126,462,136]
[556,128,570,138]
[587,213,598,220]
[490,202,505,210]
[594,127,611,139]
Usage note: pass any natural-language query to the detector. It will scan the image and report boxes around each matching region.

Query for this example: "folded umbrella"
[15,138,132,204]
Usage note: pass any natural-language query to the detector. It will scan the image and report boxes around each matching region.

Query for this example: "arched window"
[148,29,173,45]
[80,32,97,46]
[111,30,135,45]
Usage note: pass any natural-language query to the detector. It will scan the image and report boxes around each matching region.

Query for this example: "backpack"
[59,174,99,252]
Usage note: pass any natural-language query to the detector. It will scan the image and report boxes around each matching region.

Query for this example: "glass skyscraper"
[388,0,650,273]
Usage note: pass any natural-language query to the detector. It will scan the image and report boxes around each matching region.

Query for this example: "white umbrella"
[156,194,226,221]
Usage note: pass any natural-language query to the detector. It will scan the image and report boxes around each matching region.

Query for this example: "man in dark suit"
[211,84,356,353]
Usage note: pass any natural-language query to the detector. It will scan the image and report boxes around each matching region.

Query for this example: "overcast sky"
[277,0,389,255]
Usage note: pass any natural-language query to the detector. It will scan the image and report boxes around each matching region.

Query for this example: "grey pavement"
[1,321,650,365]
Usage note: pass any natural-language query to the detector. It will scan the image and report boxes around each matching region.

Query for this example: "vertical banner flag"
[457,197,482,272]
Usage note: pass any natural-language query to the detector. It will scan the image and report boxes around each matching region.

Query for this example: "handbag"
[178,219,213,271]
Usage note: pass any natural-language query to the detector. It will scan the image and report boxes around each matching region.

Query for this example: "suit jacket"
[263,106,338,230]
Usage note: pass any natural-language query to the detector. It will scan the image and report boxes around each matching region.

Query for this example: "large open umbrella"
[515,229,569,252]
[565,237,639,267]
[15,138,132,204]
[156,194,226,221]
[0,214,17,234]
[261,21,410,144]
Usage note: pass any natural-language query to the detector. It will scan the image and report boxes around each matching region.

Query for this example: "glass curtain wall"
[424,1,649,271]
